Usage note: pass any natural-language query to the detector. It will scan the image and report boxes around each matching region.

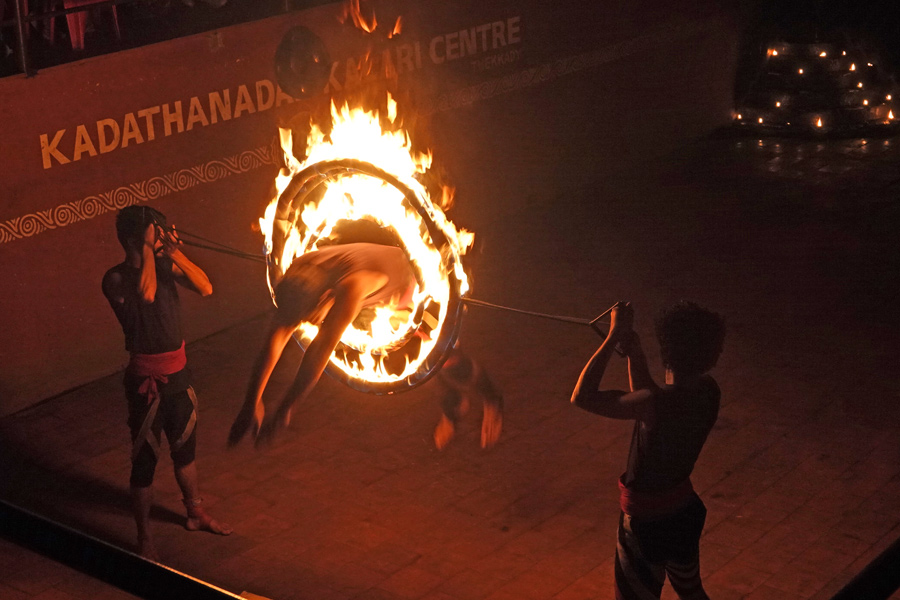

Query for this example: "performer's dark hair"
[655,301,725,375]
[274,261,332,324]
[116,205,167,249]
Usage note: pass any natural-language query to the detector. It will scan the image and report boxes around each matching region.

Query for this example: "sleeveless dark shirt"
[623,375,720,494]
[289,243,414,308]
[104,256,189,393]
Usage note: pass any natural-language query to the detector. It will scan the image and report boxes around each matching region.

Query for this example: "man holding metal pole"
[570,300,724,600]
[102,205,231,561]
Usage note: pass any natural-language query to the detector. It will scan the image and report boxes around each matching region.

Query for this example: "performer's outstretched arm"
[227,321,295,446]
[254,270,388,445]
[268,275,371,429]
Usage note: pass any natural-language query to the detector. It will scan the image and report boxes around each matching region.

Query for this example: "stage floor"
[3,12,900,599]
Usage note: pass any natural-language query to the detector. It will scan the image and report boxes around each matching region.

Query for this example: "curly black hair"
[115,205,167,250]
[654,301,725,375]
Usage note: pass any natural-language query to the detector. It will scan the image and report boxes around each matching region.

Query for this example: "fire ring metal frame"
[267,158,466,395]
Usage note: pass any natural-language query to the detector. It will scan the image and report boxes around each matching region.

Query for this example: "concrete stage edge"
[0,499,248,600]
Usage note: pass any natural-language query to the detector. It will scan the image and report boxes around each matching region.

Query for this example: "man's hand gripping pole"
[590,303,627,357]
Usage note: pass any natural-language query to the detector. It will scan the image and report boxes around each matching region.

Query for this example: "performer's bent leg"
[665,498,709,599]
[171,431,199,501]
[173,461,232,535]
[129,444,160,560]
[614,512,665,600]
[165,393,233,536]
[130,485,158,561]
[128,390,163,560]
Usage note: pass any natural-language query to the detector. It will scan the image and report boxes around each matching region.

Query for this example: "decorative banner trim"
[0,144,279,245]
[0,21,700,246]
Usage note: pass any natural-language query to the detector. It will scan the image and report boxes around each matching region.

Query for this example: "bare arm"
[620,331,658,393]
[228,317,296,447]
[101,270,125,307]
[276,275,371,416]
[570,303,654,421]
[162,227,213,296]
[573,387,655,420]
[251,269,387,445]
[169,250,213,296]
[139,224,158,303]
[244,320,296,412]
[101,269,129,328]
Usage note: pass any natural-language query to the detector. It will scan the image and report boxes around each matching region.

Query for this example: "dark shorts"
[628,495,707,564]
[126,385,198,487]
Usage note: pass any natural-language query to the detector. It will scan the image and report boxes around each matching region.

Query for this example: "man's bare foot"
[138,536,160,562]
[481,403,502,449]
[186,513,233,535]
[183,499,233,535]
[227,401,264,447]
[434,415,456,450]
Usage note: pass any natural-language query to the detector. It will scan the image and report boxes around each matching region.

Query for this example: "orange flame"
[389,16,403,39]
[260,95,473,385]
[341,0,377,33]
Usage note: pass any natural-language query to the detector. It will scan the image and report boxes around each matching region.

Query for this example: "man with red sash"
[102,205,231,560]
[571,301,724,600]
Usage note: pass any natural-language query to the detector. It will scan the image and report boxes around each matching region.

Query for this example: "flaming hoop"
[260,100,473,394]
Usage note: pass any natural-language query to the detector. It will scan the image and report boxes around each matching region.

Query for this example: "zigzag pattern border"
[0,143,279,245]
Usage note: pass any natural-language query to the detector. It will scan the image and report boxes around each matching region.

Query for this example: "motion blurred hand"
[254,403,292,449]
[227,400,265,448]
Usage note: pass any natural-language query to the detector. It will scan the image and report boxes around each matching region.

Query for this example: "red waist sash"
[127,341,187,404]
[618,475,695,518]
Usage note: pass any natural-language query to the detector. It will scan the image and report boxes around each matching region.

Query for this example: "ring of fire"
[266,158,468,395]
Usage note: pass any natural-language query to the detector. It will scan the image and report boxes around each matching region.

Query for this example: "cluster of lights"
[733,41,897,133]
